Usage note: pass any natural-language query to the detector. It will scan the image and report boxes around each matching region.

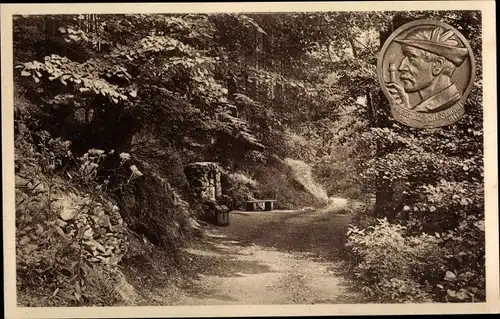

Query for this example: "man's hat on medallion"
[394,26,469,67]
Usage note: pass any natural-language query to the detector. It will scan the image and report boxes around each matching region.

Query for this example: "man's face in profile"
[398,46,434,93]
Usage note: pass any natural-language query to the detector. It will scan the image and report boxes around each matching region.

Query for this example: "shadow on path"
[222,209,354,262]
[171,208,369,305]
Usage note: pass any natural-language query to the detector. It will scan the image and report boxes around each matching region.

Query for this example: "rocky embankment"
[16,173,128,268]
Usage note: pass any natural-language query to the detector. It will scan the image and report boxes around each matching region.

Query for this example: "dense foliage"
[14,10,484,305]
[345,11,485,303]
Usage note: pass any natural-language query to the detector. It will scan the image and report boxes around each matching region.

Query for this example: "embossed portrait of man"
[386,26,469,113]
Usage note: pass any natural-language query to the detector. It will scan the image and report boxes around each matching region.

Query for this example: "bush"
[221,171,258,210]
[230,172,259,189]
[346,218,439,303]
[15,104,143,306]
[346,216,485,303]
[252,157,325,209]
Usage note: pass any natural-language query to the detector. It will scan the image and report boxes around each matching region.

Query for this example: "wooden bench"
[245,200,277,211]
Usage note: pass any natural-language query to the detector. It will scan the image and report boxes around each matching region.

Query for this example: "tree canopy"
[14,10,484,304]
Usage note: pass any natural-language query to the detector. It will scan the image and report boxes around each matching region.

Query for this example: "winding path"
[172,202,366,305]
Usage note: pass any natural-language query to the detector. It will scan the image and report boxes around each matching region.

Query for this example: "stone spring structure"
[184,162,222,203]
[184,162,231,226]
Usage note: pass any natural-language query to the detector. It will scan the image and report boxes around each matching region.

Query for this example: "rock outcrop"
[16,174,128,267]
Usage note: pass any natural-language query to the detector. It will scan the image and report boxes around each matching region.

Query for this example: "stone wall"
[184,162,222,203]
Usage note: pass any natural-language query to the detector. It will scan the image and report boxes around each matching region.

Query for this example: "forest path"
[169,200,366,305]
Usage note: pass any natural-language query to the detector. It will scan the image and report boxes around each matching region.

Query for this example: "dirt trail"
[169,203,365,305]
[174,231,357,305]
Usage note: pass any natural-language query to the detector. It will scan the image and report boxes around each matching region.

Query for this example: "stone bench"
[245,200,277,212]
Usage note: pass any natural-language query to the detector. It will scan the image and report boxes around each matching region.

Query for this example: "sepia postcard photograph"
[2,1,499,318]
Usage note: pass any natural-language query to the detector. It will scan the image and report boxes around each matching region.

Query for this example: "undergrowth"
[345,215,485,303]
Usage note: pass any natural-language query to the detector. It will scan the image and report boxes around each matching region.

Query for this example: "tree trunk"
[366,90,376,127]
[349,38,357,58]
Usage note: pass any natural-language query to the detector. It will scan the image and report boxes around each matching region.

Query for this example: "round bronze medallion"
[377,19,476,128]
